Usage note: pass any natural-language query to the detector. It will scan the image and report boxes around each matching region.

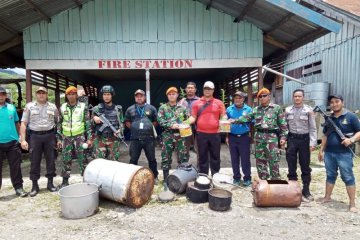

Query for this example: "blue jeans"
[324,151,355,186]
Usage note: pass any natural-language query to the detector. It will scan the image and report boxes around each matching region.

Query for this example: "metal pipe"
[262,66,306,85]
[145,69,150,104]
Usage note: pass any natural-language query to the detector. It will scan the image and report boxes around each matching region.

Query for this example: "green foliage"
[220,88,227,106]
[179,87,186,99]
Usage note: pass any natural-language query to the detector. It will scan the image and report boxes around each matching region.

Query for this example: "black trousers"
[0,140,24,190]
[286,133,311,185]
[196,132,221,175]
[129,138,158,178]
[29,132,56,181]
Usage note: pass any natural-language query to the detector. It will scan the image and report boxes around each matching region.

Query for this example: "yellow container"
[179,124,192,138]
[219,120,231,133]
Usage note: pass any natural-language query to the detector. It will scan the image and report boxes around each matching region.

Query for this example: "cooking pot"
[208,188,232,211]
[186,181,210,203]
[58,183,100,219]
[194,173,211,190]
[167,163,198,194]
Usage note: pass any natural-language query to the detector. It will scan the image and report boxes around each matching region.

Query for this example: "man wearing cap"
[187,81,226,175]
[231,88,288,180]
[318,94,360,212]
[0,87,28,197]
[157,87,189,183]
[56,86,92,188]
[89,85,124,161]
[285,89,317,202]
[20,86,58,197]
[178,82,200,154]
[226,91,252,187]
[124,89,159,179]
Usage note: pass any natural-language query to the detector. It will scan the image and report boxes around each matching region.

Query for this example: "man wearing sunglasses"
[231,88,288,180]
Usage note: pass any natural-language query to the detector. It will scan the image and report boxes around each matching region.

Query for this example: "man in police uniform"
[231,88,288,180]
[20,86,58,197]
[0,87,28,197]
[158,87,189,183]
[125,89,158,179]
[57,86,92,188]
[285,89,317,202]
[89,85,124,161]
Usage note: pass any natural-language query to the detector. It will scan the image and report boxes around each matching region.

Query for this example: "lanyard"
[136,105,145,118]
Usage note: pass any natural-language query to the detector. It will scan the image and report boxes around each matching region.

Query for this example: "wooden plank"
[134,0,143,42]
[149,42,157,58]
[203,5,211,40]
[115,0,123,41]
[188,40,195,59]
[210,8,219,42]
[80,3,90,42]
[95,0,104,42]
[237,22,245,41]
[39,21,48,41]
[30,24,41,42]
[47,42,55,59]
[117,41,125,58]
[148,0,157,42]
[195,42,204,59]
[0,36,22,53]
[64,11,70,42]
[121,0,130,42]
[142,0,149,41]
[157,0,165,41]
[195,1,203,42]
[244,22,251,40]
[174,41,181,58]
[181,42,189,59]
[180,0,189,42]
[108,0,117,42]
[164,0,175,42]
[233,0,256,23]
[223,14,232,41]
[129,0,136,41]
[55,43,63,59]
[204,41,212,59]
[72,8,81,41]
[142,41,150,58]
[188,0,195,41]
[212,42,220,59]
[23,29,31,41]
[265,0,341,33]
[87,1,96,41]
[48,16,59,42]
[157,41,165,58]
[221,41,230,59]
[229,41,237,58]
[165,42,174,59]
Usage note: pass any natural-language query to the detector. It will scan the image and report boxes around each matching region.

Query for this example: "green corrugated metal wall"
[23,0,263,60]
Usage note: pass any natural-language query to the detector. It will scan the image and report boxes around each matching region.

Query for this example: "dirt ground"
[1,143,360,240]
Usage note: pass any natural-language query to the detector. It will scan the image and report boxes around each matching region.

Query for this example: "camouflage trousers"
[161,131,188,170]
[61,135,88,178]
[255,140,280,180]
[93,135,121,161]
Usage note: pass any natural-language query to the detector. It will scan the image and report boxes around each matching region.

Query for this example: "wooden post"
[55,74,60,107]
[247,71,253,107]
[43,71,47,88]
[145,69,150,104]
[258,67,263,90]
[26,69,32,103]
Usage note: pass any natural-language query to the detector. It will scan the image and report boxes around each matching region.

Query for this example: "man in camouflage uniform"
[89,85,124,161]
[158,87,189,182]
[232,88,288,180]
[57,86,91,188]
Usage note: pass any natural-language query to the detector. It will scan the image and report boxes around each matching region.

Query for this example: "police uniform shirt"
[285,104,317,146]
[21,101,58,131]
[124,104,157,140]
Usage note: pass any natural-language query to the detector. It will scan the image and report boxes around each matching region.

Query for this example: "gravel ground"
[0,143,360,240]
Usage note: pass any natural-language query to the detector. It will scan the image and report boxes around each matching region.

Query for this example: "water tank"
[303,84,312,101]
[310,82,330,110]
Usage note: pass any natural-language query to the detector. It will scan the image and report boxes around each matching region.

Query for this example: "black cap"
[328,94,343,102]
[0,87,6,94]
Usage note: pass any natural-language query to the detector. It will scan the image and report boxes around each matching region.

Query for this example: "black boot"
[302,184,314,202]
[57,177,69,190]
[29,181,39,197]
[47,178,57,192]
[15,187,28,197]
[163,170,169,190]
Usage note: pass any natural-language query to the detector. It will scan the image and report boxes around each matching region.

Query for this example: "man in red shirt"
[188,81,226,175]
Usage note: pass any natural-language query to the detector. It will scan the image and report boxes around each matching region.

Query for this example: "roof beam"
[23,0,51,23]
[290,28,328,50]
[265,13,294,36]
[0,36,23,53]
[234,0,257,23]
[264,35,290,50]
[265,0,341,33]
[0,20,19,35]
[72,0,83,8]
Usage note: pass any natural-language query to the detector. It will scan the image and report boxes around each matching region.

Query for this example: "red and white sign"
[98,60,193,69]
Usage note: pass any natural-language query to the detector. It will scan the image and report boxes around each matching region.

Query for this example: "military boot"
[57,177,69,190]
[29,181,39,197]
[302,184,314,202]
[163,170,170,190]
[47,177,57,192]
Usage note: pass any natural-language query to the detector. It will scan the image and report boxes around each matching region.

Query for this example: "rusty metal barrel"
[83,159,154,208]
[252,180,302,207]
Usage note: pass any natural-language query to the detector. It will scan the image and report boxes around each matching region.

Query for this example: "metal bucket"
[83,159,154,208]
[58,183,99,219]
[167,163,198,194]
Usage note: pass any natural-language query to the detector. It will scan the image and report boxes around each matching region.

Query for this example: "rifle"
[91,106,128,147]
[314,106,357,156]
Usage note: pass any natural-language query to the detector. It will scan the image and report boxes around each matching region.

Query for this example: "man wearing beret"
[318,95,360,212]
[57,86,92,188]
[157,87,189,184]
[125,89,159,180]
[231,88,288,180]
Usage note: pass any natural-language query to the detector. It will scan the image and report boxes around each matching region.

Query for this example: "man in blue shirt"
[0,87,28,197]
[318,94,360,212]
[226,91,252,186]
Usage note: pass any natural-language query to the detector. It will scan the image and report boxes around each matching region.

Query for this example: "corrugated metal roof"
[0,0,91,67]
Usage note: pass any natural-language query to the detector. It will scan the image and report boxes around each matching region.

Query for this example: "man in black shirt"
[124,89,159,180]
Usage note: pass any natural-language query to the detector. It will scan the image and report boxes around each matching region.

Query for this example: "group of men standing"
[0,82,358,212]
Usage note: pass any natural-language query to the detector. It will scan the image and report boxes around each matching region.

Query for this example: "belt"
[229,132,249,137]
[166,129,180,134]
[257,129,278,133]
[29,129,54,135]
[289,132,309,138]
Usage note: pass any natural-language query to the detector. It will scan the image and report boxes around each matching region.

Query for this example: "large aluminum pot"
[58,183,99,219]
[252,180,302,207]
[83,159,154,208]
[167,163,198,194]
